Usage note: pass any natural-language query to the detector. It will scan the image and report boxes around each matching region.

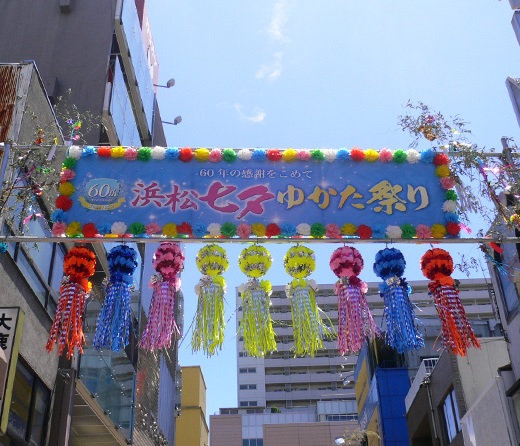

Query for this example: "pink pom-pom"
[237,223,252,239]
[153,242,185,280]
[440,177,456,189]
[330,246,364,278]
[325,223,341,238]
[124,147,138,161]
[60,169,76,181]
[209,149,222,162]
[416,224,432,239]
[297,150,311,161]
[145,222,162,235]
[360,281,368,294]
[52,221,67,236]
[379,148,393,162]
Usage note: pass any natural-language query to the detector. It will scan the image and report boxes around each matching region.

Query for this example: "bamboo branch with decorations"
[46,246,96,358]
[139,242,184,351]
[330,246,379,355]
[191,244,229,356]
[237,245,277,357]
[284,245,330,357]
[373,248,424,353]
[93,245,138,352]
[421,248,480,356]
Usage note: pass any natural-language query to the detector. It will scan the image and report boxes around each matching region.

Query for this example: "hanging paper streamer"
[139,242,184,351]
[284,245,328,357]
[191,244,229,356]
[373,248,424,353]
[46,246,96,358]
[420,248,480,356]
[330,246,379,355]
[237,245,277,357]
[93,245,138,352]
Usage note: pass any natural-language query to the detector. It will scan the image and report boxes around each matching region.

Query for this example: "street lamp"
[154,78,176,88]
[162,116,182,126]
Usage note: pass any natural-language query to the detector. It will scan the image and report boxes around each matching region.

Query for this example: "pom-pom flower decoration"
[373,248,424,353]
[284,246,329,356]
[46,246,96,358]
[140,243,184,351]
[420,248,480,356]
[93,245,138,352]
[192,244,229,356]
[237,246,277,357]
[330,246,379,354]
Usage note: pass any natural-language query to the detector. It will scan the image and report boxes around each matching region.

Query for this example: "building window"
[243,439,263,446]
[441,388,460,443]
[493,243,520,318]
[239,401,258,407]
[239,367,256,374]
[240,384,257,390]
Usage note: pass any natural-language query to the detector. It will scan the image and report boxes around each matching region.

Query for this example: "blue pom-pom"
[193,223,209,238]
[444,212,460,223]
[252,149,266,161]
[280,224,297,238]
[165,147,180,159]
[108,245,138,279]
[97,222,112,235]
[51,209,67,223]
[0,243,7,253]
[372,224,386,239]
[82,146,96,157]
[337,148,350,160]
[420,149,435,164]
[373,247,406,280]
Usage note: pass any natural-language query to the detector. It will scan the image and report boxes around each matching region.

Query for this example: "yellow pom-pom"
[66,221,81,236]
[194,148,210,162]
[282,149,297,162]
[162,223,178,237]
[111,146,125,158]
[252,223,266,237]
[341,223,357,236]
[59,182,75,196]
[431,223,447,238]
[284,246,316,279]
[435,165,450,178]
[364,149,379,162]
[197,244,229,276]
[104,234,119,238]
[239,245,272,278]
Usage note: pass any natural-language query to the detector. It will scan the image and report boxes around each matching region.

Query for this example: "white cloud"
[256,51,283,81]
[234,104,266,123]
[268,0,289,42]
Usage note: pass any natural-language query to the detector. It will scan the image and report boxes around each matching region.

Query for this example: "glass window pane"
[17,249,47,306]
[51,245,65,294]
[8,361,34,440]
[24,217,53,280]
[243,440,249,446]
[30,381,50,445]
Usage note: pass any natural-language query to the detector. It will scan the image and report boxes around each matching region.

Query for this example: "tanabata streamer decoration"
[373,248,424,353]
[139,243,184,351]
[94,245,138,352]
[330,246,379,354]
[237,245,277,357]
[46,246,96,358]
[192,244,229,356]
[284,245,328,357]
[420,248,480,356]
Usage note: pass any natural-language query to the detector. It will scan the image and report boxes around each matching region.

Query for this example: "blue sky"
[145,1,520,419]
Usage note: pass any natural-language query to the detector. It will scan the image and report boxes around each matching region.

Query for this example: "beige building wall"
[209,414,242,446]
[263,421,358,445]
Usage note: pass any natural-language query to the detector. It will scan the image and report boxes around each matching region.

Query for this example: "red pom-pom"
[82,223,97,238]
[266,223,281,238]
[356,224,372,239]
[179,147,193,163]
[350,147,365,161]
[97,147,111,157]
[446,221,460,236]
[56,195,73,211]
[433,153,450,166]
[177,222,192,235]
[266,149,282,161]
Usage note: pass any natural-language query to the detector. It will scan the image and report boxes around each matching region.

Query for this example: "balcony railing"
[404,357,438,413]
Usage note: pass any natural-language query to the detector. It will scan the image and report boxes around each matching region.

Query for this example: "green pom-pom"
[128,222,146,235]
[62,157,77,169]
[310,149,324,161]
[221,222,237,238]
[445,190,458,201]
[401,223,416,239]
[137,147,152,161]
[310,223,326,238]
[222,149,237,162]
[393,149,407,164]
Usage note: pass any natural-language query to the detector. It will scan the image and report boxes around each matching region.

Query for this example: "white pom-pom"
[207,223,221,237]
[307,279,318,291]
[194,283,200,295]
[223,283,228,294]
[406,149,420,164]
[386,225,402,238]
[151,146,166,160]
[442,200,458,212]
[238,283,247,294]
[285,284,292,297]
[296,223,311,236]
[238,149,252,161]
[324,149,336,162]
[111,221,128,235]
[68,145,83,159]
